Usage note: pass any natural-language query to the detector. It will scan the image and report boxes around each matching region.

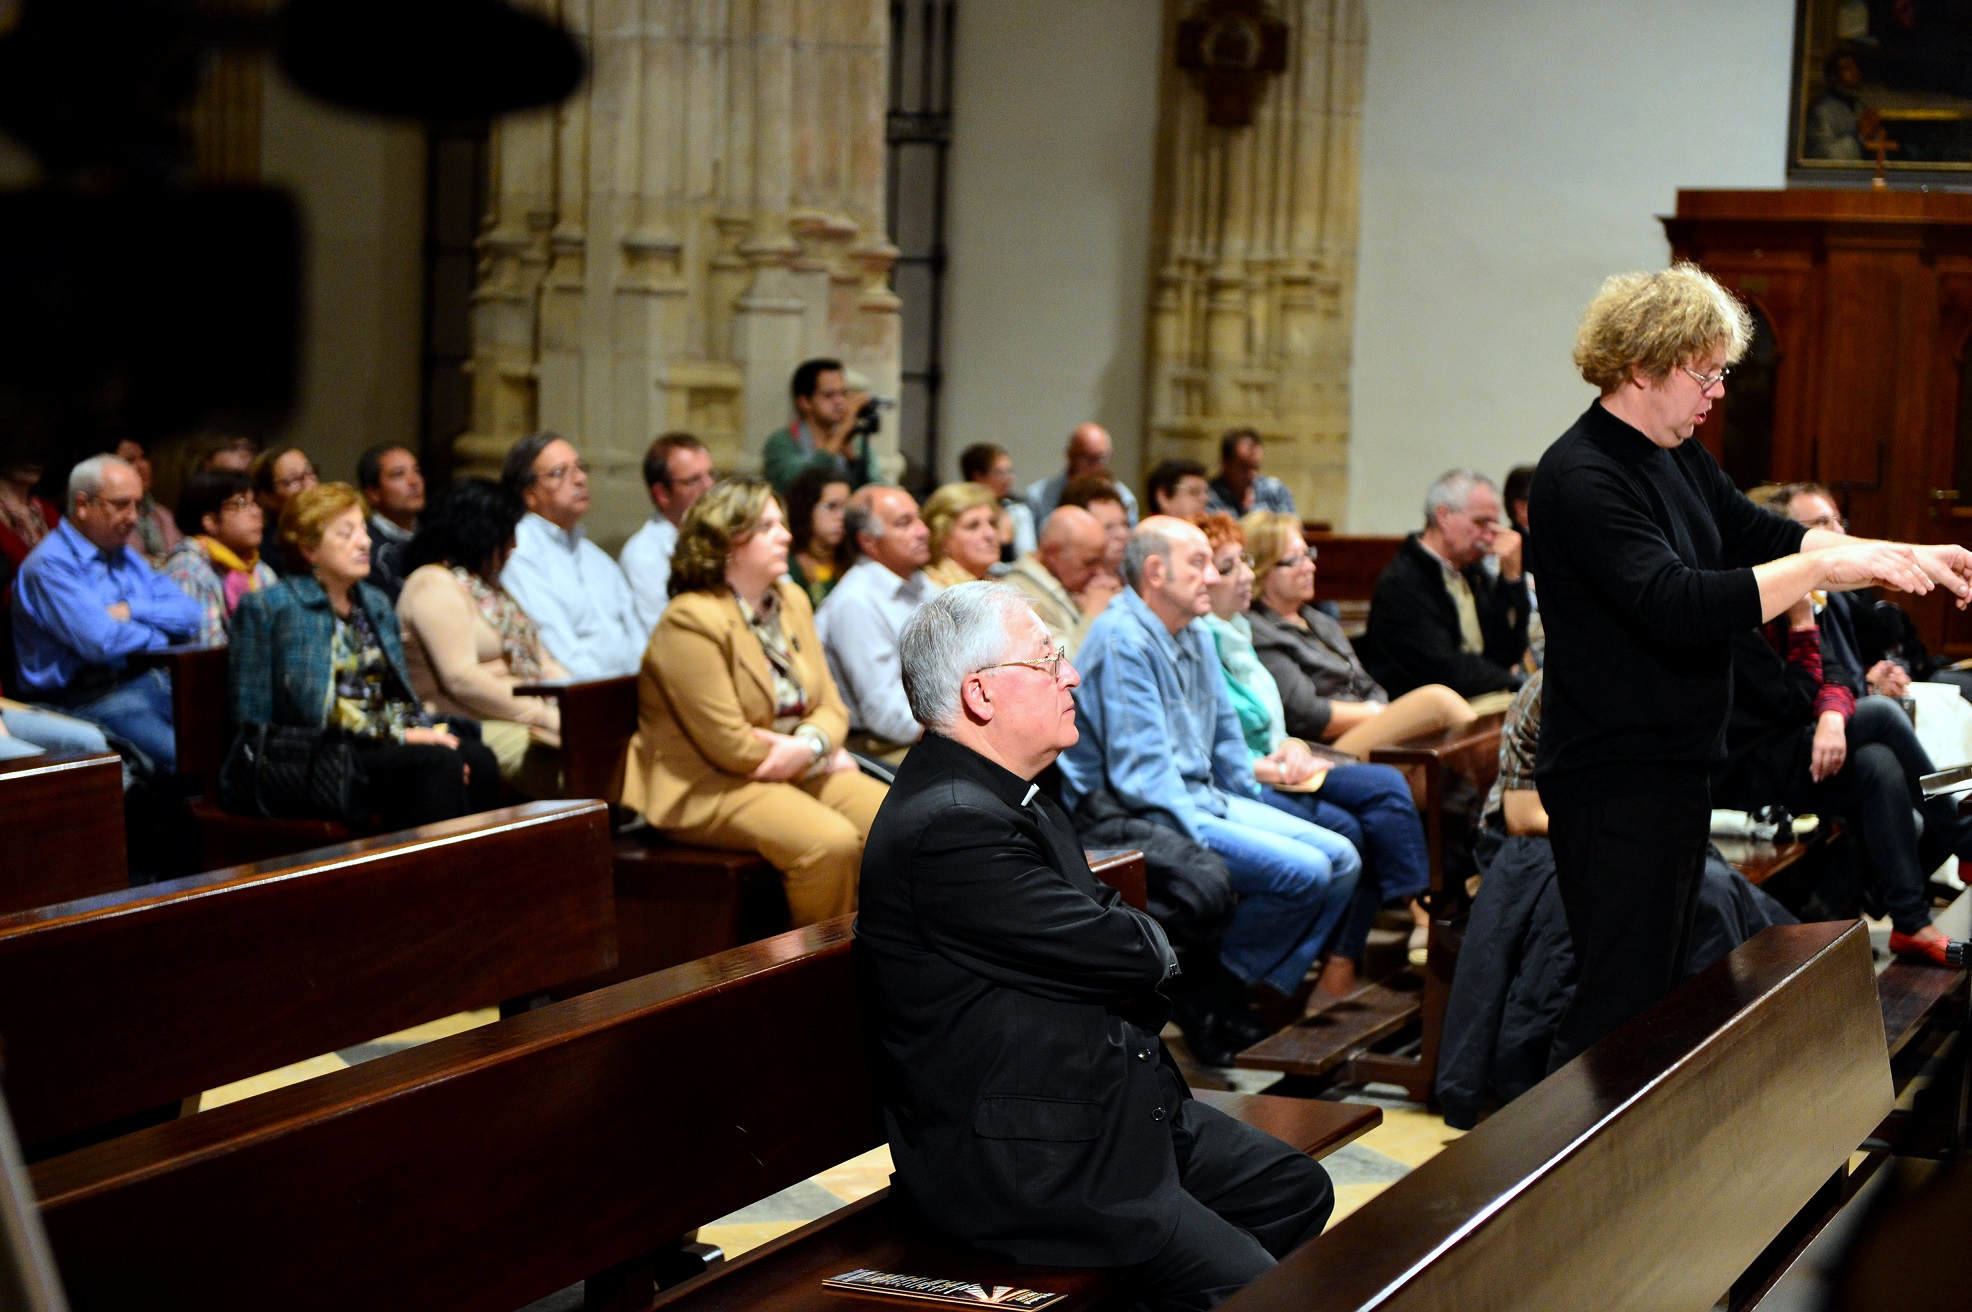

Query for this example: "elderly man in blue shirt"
[1059,515,1360,1003]
[11,453,203,772]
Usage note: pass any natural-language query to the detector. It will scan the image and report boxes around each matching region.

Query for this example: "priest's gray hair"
[900,581,1039,731]
[1423,468,1493,530]
[67,454,133,512]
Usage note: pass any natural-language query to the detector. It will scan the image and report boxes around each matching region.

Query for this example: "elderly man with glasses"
[1531,263,1972,1066]
[498,432,647,680]
[857,580,1334,1312]
[10,453,202,773]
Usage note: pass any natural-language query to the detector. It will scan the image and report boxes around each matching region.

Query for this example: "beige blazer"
[626,580,850,831]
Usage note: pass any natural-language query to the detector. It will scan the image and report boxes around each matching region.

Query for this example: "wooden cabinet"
[1664,188,1972,653]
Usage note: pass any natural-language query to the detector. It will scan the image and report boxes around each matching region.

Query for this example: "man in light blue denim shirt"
[1058,516,1359,998]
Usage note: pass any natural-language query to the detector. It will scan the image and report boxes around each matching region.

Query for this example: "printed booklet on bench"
[822,1268,1063,1307]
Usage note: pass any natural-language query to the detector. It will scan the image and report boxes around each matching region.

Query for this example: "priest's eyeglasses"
[1681,364,1731,391]
[978,644,1070,684]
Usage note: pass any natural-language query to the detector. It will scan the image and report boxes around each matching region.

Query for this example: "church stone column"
[1146,0,1365,526]
[459,0,900,547]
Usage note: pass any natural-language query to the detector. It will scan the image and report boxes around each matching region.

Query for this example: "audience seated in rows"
[785,466,852,610]
[1059,516,1361,1004]
[160,469,278,647]
[1146,457,1211,519]
[398,478,568,799]
[959,441,1035,561]
[231,482,499,829]
[620,431,715,631]
[1197,512,1433,998]
[1059,474,1129,616]
[1207,427,1297,519]
[1003,505,1106,659]
[920,481,1001,588]
[114,436,182,566]
[355,443,425,602]
[1025,422,1140,527]
[498,432,645,680]
[1243,511,1475,754]
[250,445,319,574]
[816,485,939,763]
[627,477,886,926]
[1713,545,1968,965]
[763,357,873,498]
[0,450,57,577]
[1359,468,1530,699]
[1437,670,1794,1128]
[11,454,200,773]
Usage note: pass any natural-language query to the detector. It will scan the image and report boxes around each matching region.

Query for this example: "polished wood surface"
[0,753,125,915]
[1224,921,1893,1312]
[1304,533,1404,604]
[0,800,616,1148]
[515,675,639,803]
[575,833,782,991]
[1369,710,1505,902]
[1239,979,1424,1081]
[1086,849,1148,911]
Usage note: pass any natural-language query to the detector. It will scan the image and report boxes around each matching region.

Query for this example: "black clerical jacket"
[854,730,1186,1267]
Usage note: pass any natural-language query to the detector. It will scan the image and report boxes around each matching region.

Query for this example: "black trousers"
[1544,790,1712,1071]
[1127,1073,1335,1312]
[1812,695,1957,934]
[353,738,501,830]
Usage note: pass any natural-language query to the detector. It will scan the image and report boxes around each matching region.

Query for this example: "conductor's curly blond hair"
[1573,263,1752,392]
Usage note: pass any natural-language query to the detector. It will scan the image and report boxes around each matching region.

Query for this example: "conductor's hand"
[1817,542,1934,597]
[1810,710,1848,783]
[1913,543,1972,609]
[749,728,815,782]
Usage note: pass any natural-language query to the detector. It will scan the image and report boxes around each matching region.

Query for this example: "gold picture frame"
[1790,0,1972,175]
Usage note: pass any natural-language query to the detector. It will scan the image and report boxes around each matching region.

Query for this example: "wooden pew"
[0,752,125,914]
[33,918,1380,1312]
[1237,712,1509,1099]
[1304,533,1404,636]
[1222,919,1893,1312]
[0,799,615,1152]
[131,645,351,866]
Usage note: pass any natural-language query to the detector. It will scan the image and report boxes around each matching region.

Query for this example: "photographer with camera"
[762,358,875,499]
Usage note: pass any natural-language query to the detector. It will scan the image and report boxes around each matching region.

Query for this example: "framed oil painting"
[1790,0,1972,175]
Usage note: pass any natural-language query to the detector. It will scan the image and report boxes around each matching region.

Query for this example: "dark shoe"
[1889,929,1969,967]
[1215,1003,1274,1049]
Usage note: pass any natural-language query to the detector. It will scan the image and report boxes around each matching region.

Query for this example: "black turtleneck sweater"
[1528,401,1805,806]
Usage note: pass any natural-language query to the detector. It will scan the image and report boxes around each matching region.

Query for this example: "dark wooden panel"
[0,753,125,914]
[1086,848,1147,911]
[516,675,639,803]
[0,799,616,1146]
[1189,1091,1378,1158]
[1222,921,1892,1312]
[128,645,228,780]
[1304,534,1403,605]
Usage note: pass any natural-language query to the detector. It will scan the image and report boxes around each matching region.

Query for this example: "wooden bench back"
[34,919,881,1312]
[131,645,229,781]
[0,753,125,914]
[1369,710,1507,898]
[517,676,639,803]
[1305,534,1404,603]
[0,800,616,1148]
[1226,920,1893,1312]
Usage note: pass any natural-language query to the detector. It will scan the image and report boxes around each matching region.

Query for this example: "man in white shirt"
[815,485,939,762]
[356,443,424,601]
[498,432,648,680]
[1024,422,1140,527]
[619,432,715,631]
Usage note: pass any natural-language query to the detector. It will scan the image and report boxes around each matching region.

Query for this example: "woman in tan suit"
[629,476,887,925]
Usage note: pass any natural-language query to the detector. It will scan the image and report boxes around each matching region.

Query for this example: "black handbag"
[219,723,365,825]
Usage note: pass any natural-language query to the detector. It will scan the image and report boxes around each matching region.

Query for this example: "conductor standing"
[1530,264,1972,1067]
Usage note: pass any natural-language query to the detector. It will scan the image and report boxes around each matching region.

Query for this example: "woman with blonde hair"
[919,481,1003,587]
[627,476,886,925]
[1243,511,1474,755]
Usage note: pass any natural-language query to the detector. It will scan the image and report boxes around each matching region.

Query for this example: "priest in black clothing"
[856,580,1333,1311]
[1528,263,1972,1069]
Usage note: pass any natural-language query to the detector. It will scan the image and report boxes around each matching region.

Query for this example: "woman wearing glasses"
[249,446,318,574]
[1241,512,1474,755]
[160,469,279,646]
[625,477,886,927]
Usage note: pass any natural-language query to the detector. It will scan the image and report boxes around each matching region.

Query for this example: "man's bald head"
[1037,505,1107,594]
[1066,423,1113,478]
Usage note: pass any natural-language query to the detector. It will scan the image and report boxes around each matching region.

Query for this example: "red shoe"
[1889,930,1969,967]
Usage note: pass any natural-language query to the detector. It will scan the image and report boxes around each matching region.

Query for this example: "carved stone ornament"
[1176,0,1290,129]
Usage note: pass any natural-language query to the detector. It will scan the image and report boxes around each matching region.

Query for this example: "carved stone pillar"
[459,0,900,547]
[1146,0,1364,525]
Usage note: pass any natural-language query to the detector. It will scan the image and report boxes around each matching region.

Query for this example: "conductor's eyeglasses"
[1682,365,1731,391]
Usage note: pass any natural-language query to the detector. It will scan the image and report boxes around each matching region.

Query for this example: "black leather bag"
[219,723,364,825]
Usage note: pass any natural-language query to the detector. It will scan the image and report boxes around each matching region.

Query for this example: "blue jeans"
[67,668,177,774]
[1193,792,1361,996]
[0,705,114,760]
[1263,762,1431,962]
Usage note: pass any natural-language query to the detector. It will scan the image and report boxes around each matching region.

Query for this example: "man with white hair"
[857,581,1333,1309]
[11,453,202,771]
[1358,468,1531,699]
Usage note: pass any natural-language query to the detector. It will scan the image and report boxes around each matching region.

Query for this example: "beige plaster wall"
[940,0,1163,495]
[1346,0,1793,532]
[259,78,427,487]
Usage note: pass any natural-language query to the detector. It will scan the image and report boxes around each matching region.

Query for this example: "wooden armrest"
[515,677,639,802]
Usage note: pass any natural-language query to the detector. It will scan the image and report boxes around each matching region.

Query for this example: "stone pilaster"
[1145,0,1365,525]
[459,0,899,548]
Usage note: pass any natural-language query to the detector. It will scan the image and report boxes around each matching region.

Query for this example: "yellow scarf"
[199,536,261,577]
